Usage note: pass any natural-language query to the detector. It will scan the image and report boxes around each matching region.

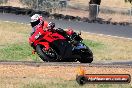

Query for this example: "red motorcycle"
[29,27,93,63]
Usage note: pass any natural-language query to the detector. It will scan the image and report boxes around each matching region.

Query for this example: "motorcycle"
[29,26,93,63]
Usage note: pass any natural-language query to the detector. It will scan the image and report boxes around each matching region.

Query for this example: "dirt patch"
[0,21,30,45]
[58,8,130,22]
[1,64,131,80]
[70,0,131,8]
[0,30,26,45]
[3,0,27,8]
[0,64,131,88]
[80,32,132,61]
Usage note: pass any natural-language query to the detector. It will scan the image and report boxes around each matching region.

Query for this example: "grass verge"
[22,80,132,88]
[0,42,32,61]
[0,75,131,88]
[0,21,132,62]
[0,64,132,88]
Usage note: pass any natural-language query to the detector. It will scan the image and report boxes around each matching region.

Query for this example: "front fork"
[30,43,36,54]
[31,42,50,54]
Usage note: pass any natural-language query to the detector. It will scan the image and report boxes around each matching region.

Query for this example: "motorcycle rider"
[30,14,49,35]
[30,14,75,39]
[30,14,65,34]
[30,14,81,54]
[30,14,67,54]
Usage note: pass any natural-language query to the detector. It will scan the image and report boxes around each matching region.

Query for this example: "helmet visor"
[30,20,40,27]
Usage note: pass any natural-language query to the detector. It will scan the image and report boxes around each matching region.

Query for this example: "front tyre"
[36,45,59,62]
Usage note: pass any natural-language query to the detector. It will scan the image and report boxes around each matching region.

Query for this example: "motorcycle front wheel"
[36,44,59,62]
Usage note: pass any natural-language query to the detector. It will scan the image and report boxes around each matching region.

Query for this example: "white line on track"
[84,31,132,40]
[2,20,30,25]
[1,20,132,40]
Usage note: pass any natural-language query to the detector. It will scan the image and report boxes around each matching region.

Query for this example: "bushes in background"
[0,0,8,4]
[0,6,130,26]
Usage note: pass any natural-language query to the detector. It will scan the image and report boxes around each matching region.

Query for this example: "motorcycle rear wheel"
[36,44,59,62]
[78,46,93,63]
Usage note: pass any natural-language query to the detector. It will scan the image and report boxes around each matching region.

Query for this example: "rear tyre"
[36,45,59,62]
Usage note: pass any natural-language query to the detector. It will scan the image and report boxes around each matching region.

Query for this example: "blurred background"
[0,0,132,23]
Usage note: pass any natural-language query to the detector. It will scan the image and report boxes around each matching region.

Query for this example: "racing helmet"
[30,14,43,27]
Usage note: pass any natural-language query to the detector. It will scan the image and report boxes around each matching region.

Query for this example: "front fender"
[37,42,50,51]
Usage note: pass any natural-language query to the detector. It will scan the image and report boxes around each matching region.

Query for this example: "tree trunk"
[89,4,99,20]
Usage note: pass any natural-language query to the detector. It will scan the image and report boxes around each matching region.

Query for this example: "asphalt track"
[0,61,132,68]
[0,13,132,39]
[0,13,132,66]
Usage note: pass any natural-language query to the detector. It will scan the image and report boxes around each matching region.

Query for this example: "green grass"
[0,21,41,61]
[0,21,132,62]
[0,42,32,61]
[0,42,41,61]
[0,21,105,61]
[83,39,105,49]
[0,39,103,61]
[0,19,131,88]
[22,79,132,88]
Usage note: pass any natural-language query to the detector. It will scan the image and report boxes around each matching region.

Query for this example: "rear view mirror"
[78,31,81,35]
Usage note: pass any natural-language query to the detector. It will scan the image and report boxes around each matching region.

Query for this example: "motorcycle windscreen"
[74,43,87,49]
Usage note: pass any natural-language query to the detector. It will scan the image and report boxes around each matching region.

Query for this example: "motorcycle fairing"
[43,32,65,43]
[50,39,73,59]
[37,42,50,51]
